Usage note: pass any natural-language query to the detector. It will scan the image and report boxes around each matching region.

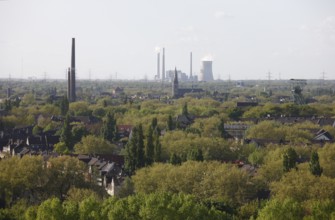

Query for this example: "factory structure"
[65,41,214,101]
[172,67,204,98]
[68,38,76,102]
[199,60,214,81]
[155,50,214,82]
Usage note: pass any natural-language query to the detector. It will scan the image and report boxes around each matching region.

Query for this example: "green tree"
[101,112,117,142]
[60,96,69,116]
[309,151,323,177]
[137,124,145,168]
[78,196,101,220]
[125,124,145,174]
[32,125,42,135]
[170,153,182,165]
[125,127,138,175]
[270,168,335,203]
[153,127,161,162]
[246,120,285,141]
[69,101,91,116]
[117,177,134,198]
[36,198,64,220]
[218,117,226,138]
[0,156,46,206]
[151,117,158,129]
[306,199,335,220]
[54,142,68,154]
[4,99,11,111]
[227,107,243,120]
[20,93,35,106]
[25,206,38,220]
[92,107,106,118]
[103,192,229,220]
[283,147,298,172]
[46,156,87,200]
[60,114,73,150]
[318,143,335,178]
[132,161,256,207]
[187,148,204,161]
[182,102,188,116]
[66,187,101,203]
[167,114,174,131]
[145,126,154,165]
[257,198,303,220]
[74,135,115,154]
[62,200,79,220]
[248,149,266,166]
[71,125,88,146]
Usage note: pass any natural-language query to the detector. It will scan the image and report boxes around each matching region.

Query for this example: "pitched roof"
[101,162,115,173]
[314,129,333,141]
[88,157,99,166]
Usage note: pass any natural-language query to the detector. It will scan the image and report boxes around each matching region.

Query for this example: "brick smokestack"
[70,38,76,102]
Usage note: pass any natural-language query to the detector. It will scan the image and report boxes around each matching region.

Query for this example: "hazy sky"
[1,0,335,80]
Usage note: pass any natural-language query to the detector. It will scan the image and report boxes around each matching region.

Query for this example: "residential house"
[314,129,333,141]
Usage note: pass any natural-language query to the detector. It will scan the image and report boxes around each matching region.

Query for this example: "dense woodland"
[1,79,335,219]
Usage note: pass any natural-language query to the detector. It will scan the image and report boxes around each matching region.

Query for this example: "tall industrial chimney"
[157,52,160,79]
[70,38,76,102]
[162,48,165,81]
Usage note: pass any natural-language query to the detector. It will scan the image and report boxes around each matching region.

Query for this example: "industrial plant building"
[172,68,203,98]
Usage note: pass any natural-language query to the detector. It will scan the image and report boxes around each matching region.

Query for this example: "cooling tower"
[199,60,214,81]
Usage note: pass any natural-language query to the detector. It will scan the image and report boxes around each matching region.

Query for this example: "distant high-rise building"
[68,38,76,102]
[199,60,214,81]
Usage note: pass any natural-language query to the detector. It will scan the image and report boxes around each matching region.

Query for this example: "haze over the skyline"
[1,0,335,80]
